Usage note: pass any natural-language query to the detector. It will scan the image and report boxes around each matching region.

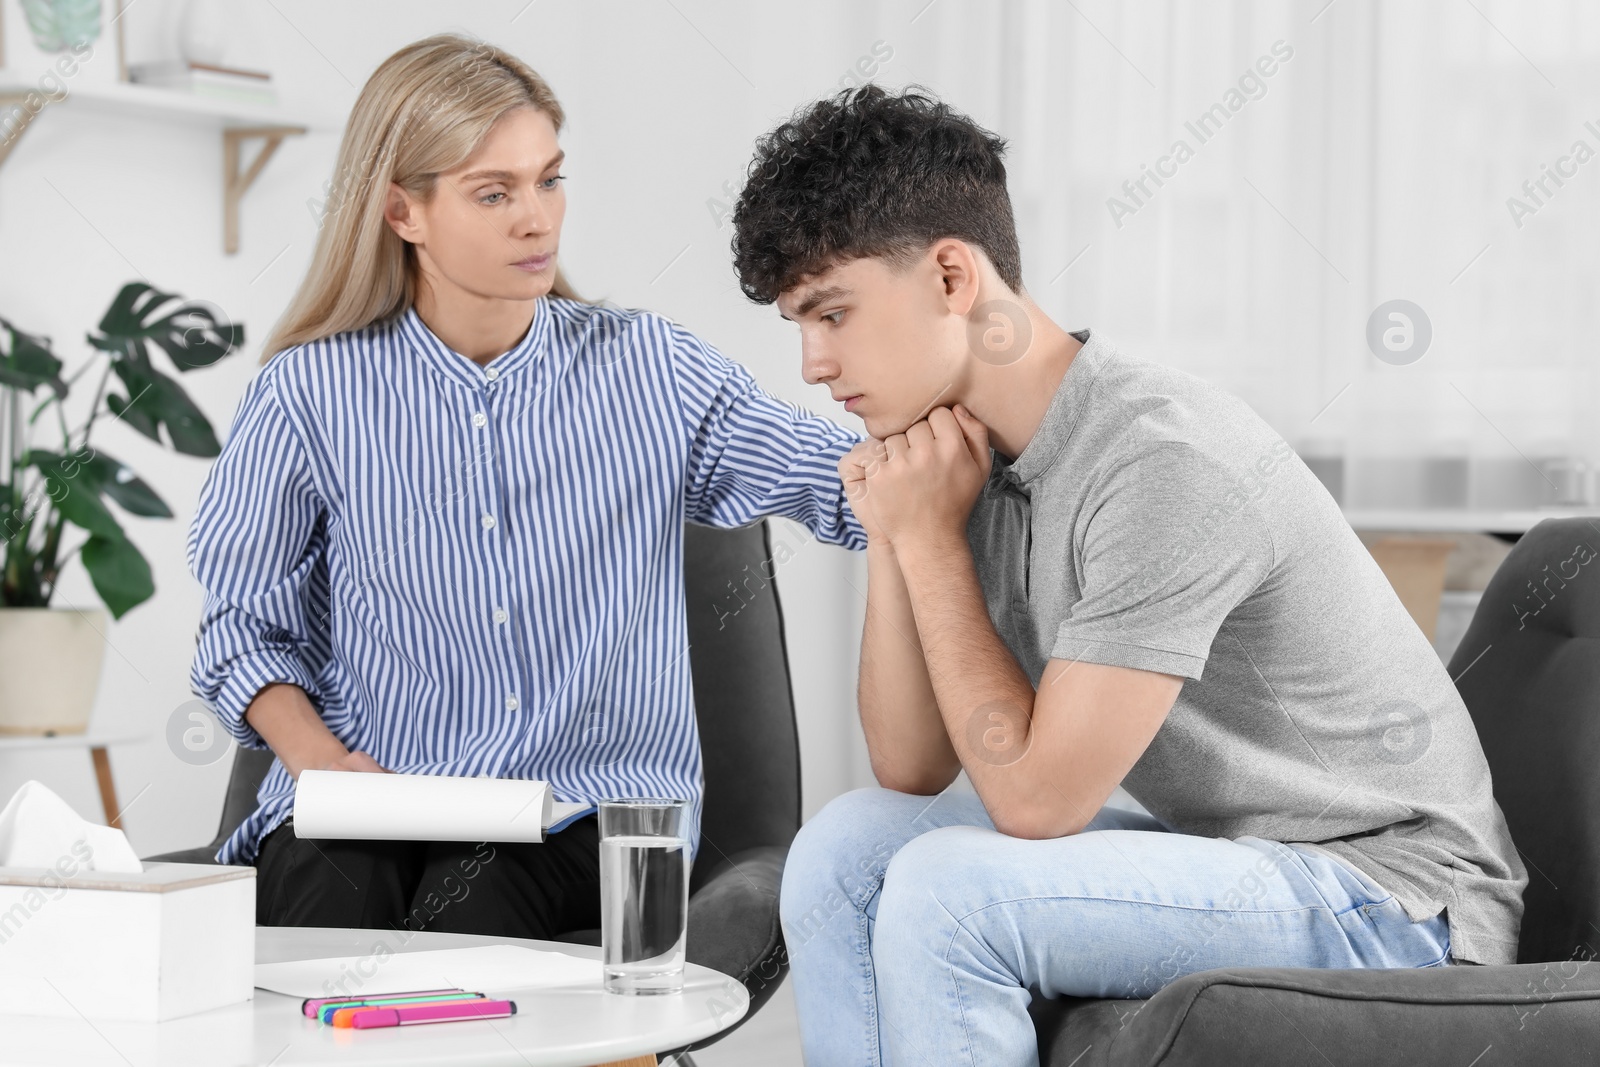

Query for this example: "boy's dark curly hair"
[730,84,1023,304]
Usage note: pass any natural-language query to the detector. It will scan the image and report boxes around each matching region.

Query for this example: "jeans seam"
[852,901,880,1065]
[933,894,986,1067]
[856,868,892,1066]
[949,893,1349,923]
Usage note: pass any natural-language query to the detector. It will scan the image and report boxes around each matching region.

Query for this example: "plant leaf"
[94,282,181,345]
[151,305,245,371]
[107,359,221,457]
[80,534,154,619]
[0,316,66,396]
[29,453,124,539]
[46,478,123,539]
[92,282,244,372]
[26,448,172,519]
[87,451,173,518]
[105,392,160,441]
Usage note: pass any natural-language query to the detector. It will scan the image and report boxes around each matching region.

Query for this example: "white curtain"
[829,0,1600,506]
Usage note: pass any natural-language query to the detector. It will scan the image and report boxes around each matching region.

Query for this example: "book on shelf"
[127,60,277,106]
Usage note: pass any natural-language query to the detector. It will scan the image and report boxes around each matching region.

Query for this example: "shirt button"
[472,411,488,428]
[481,514,497,530]
[504,694,520,711]
[492,607,508,624]
[485,367,499,381]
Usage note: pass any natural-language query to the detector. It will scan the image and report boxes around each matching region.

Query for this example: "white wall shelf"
[0,80,334,253]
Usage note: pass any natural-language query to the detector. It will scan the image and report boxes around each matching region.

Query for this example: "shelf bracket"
[0,93,46,172]
[223,124,306,255]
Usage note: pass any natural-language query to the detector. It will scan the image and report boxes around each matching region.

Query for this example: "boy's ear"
[930,238,983,317]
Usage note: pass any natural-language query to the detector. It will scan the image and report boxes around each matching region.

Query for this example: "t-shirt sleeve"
[1052,441,1277,680]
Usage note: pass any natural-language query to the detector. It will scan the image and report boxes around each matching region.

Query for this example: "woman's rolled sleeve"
[669,320,866,549]
[186,367,328,749]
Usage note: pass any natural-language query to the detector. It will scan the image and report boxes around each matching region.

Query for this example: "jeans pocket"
[1358,897,1452,967]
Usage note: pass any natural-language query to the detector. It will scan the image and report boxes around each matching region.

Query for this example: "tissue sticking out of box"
[0,779,142,874]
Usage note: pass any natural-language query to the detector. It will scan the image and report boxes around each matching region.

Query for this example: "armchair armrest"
[686,843,787,995]
[653,843,791,1061]
[1036,961,1600,1067]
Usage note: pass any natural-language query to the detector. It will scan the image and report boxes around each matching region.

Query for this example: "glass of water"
[598,797,691,995]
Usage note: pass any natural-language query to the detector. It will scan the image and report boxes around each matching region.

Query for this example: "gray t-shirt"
[966,327,1528,965]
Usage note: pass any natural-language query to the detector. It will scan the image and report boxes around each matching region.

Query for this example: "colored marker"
[302,988,472,1019]
[326,992,487,1026]
[347,998,518,1029]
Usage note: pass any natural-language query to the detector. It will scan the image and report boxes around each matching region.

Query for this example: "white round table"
[0,927,749,1066]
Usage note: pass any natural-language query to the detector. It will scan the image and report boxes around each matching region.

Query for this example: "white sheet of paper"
[254,944,601,997]
[291,770,589,843]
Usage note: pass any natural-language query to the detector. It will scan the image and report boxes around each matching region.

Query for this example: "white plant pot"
[0,607,108,735]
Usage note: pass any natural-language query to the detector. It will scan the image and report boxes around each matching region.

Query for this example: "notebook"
[292,770,594,843]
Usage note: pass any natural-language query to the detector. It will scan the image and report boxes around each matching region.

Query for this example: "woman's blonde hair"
[259,33,585,364]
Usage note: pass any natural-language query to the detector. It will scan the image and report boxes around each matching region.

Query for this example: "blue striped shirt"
[187,296,866,866]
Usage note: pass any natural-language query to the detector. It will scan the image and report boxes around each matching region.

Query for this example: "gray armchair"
[146,519,802,1060]
[1030,517,1600,1065]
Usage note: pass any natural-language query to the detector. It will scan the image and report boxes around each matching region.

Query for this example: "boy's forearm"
[858,541,962,793]
[243,683,348,779]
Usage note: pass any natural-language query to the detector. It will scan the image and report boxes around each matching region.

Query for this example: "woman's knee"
[407,842,498,927]
[257,832,421,928]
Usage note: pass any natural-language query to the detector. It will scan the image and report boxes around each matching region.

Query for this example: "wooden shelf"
[0,80,335,253]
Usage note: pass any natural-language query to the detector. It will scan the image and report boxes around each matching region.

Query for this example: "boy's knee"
[788,788,906,870]
[879,824,984,916]
[814,785,913,829]
[780,788,909,928]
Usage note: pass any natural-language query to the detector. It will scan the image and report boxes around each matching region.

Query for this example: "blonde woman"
[186,33,864,936]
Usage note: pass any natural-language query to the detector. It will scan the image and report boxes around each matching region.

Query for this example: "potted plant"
[0,282,243,734]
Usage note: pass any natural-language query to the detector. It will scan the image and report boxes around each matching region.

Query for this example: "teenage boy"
[729,85,1527,1066]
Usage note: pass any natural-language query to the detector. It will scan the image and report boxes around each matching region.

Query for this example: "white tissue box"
[0,861,255,1021]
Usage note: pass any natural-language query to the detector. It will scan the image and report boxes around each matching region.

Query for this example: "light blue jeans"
[780,785,1453,1067]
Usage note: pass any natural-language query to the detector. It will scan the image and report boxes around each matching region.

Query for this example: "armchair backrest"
[681,519,802,890]
[1448,517,1600,965]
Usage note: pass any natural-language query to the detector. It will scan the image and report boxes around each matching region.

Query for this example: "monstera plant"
[1,282,243,620]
